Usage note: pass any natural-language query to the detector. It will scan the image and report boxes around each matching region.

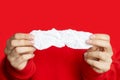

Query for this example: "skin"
[4,33,36,70]
[85,34,113,73]
[4,33,113,73]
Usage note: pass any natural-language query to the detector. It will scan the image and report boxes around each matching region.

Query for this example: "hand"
[84,34,113,73]
[4,33,36,70]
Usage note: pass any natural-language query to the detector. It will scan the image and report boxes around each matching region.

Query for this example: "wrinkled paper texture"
[30,28,93,50]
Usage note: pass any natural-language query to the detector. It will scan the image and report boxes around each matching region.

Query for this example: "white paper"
[30,28,93,50]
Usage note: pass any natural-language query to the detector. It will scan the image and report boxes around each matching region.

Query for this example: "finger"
[92,67,106,73]
[9,53,35,70]
[16,61,28,70]
[87,46,98,52]
[6,39,15,50]
[4,47,11,55]
[20,53,35,61]
[6,33,34,50]
[86,39,112,52]
[13,33,34,40]
[16,53,35,70]
[85,59,106,71]
[84,51,111,61]
[88,46,105,52]
[86,59,111,73]
[12,47,36,54]
[11,40,34,47]
[90,34,110,41]
[8,47,35,57]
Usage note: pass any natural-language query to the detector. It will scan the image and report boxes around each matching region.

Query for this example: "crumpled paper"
[30,28,93,50]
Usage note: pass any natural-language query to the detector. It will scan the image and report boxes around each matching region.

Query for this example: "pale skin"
[85,34,113,73]
[4,33,36,70]
[4,33,113,73]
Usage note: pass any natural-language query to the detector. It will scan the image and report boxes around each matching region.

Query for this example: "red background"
[0,0,120,79]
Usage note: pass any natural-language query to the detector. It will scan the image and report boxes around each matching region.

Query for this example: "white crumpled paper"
[30,28,93,50]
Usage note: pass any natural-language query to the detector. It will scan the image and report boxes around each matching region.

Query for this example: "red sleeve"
[81,50,120,80]
[4,57,36,80]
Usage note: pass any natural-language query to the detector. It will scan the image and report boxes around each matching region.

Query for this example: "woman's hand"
[84,34,113,73]
[4,33,36,70]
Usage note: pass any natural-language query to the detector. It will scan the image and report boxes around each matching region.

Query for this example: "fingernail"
[86,40,92,44]
[30,40,34,44]
[90,35,95,39]
[29,34,34,40]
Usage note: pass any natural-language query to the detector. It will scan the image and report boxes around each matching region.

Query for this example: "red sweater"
[1,1,120,80]
[3,45,120,80]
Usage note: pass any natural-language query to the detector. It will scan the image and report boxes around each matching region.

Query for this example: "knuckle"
[4,48,8,54]
[11,40,15,46]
